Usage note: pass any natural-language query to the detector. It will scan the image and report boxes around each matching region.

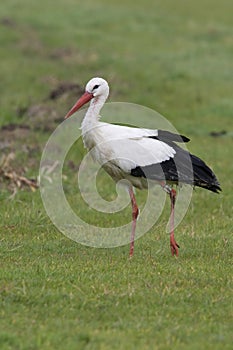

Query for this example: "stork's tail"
[190,154,221,193]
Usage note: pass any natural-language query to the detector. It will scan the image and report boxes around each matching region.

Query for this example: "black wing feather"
[131,139,221,193]
[149,130,190,143]
[158,130,190,143]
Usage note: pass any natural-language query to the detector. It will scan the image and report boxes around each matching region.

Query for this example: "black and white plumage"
[131,130,221,193]
[65,77,221,257]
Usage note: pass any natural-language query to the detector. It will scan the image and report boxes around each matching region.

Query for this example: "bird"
[64,77,221,257]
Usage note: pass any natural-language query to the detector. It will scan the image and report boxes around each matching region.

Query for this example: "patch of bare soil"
[0,17,17,28]
[48,82,83,100]
[0,80,83,194]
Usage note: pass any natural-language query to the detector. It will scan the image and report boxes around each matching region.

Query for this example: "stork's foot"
[170,232,180,256]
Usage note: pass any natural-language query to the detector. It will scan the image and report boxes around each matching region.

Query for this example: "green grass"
[0,0,233,349]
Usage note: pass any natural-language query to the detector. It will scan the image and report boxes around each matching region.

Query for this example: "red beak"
[65,91,93,119]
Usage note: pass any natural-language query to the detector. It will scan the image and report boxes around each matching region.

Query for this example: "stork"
[65,77,221,257]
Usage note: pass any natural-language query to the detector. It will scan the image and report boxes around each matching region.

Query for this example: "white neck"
[81,95,106,134]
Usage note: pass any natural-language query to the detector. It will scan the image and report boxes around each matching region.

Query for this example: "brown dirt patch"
[0,80,83,194]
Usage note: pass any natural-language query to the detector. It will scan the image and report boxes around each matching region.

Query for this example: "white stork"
[65,77,221,257]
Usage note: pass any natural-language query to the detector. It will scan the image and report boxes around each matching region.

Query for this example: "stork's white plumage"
[65,77,221,257]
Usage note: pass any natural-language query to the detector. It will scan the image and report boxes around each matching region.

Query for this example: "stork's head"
[86,77,109,97]
[65,77,109,119]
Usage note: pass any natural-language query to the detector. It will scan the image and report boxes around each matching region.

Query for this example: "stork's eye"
[93,84,100,91]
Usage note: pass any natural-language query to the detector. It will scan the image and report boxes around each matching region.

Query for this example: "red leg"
[169,188,179,256]
[128,187,139,258]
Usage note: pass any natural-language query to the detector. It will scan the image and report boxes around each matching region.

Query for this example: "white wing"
[83,122,176,173]
[108,137,175,172]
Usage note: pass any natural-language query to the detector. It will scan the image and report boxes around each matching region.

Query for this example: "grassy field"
[1,0,233,349]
